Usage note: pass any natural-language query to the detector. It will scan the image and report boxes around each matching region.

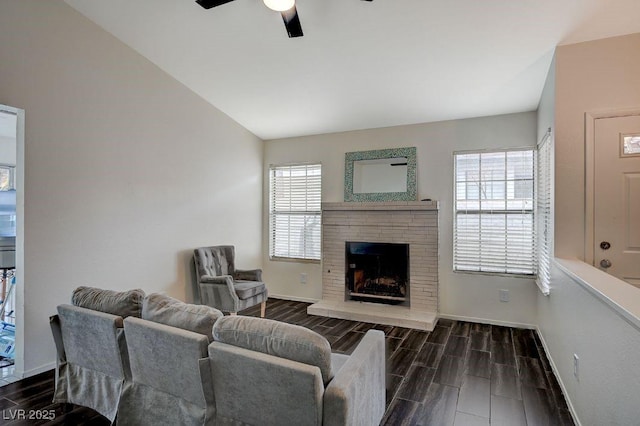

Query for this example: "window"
[454,149,535,275]
[536,131,553,294]
[0,165,15,191]
[269,164,321,261]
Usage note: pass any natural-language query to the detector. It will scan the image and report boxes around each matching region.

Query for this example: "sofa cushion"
[72,286,145,318]
[212,316,334,384]
[142,293,223,342]
[234,281,267,300]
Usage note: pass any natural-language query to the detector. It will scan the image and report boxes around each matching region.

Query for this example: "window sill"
[269,256,320,265]
[453,269,536,280]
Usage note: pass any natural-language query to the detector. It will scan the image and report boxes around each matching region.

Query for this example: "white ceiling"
[64,0,640,140]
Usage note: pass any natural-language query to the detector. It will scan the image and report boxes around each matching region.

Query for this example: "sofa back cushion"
[212,316,334,384]
[123,316,211,406]
[142,293,223,342]
[72,286,145,318]
[57,304,126,378]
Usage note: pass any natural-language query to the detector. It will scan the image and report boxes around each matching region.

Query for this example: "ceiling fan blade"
[195,0,235,9]
[281,5,303,38]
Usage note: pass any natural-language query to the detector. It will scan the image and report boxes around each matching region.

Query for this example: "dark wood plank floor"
[0,299,574,425]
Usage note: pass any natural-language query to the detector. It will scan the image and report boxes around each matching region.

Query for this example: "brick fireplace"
[307,201,439,330]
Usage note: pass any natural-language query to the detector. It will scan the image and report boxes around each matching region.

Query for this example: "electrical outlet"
[499,289,509,302]
[300,273,307,284]
[573,354,579,379]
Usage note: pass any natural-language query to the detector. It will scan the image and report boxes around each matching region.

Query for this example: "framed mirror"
[344,147,417,202]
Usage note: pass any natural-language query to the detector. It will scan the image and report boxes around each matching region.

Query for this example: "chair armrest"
[199,275,239,312]
[49,314,66,363]
[234,269,263,281]
[323,330,386,426]
[200,275,233,286]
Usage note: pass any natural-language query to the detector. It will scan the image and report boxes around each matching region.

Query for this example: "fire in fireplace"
[345,242,410,306]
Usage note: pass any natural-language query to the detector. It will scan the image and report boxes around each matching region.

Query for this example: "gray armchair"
[193,245,268,316]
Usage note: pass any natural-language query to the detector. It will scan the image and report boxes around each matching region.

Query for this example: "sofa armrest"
[323,330,386,426]
[49,314,66,363]
[234,269,262,281]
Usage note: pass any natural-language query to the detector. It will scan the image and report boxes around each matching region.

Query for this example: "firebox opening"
[345,242,410,306]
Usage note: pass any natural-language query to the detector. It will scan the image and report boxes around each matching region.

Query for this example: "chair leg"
[229,312,237,316]
[260,301,266,318]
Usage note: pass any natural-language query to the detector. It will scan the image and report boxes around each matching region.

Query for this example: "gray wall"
[0,0,263,376]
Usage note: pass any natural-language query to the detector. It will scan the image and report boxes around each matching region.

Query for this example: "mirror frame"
[344,147,417,202]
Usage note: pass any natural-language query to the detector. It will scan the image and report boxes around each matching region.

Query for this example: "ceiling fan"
[196,0,373,38]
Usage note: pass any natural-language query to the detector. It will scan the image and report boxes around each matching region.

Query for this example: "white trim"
[436,313,536,330]
[584,107,640,265]
[22,361,55,379]
[0,104,24,379]
[535,325,582,426]
[554,258,640,332]
[268,294,319,304]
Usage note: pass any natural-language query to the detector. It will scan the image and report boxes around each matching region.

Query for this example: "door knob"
[600,259,612,269]
[600,241,611,250]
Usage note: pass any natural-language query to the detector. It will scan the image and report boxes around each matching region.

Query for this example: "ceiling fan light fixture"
[263,0,295,12]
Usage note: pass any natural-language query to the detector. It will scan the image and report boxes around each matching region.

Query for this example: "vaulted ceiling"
[64,0,640,139]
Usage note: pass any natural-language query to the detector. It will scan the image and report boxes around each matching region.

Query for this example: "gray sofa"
[51,287,386,425]
[51,288,222,425]
[207,316,386,426]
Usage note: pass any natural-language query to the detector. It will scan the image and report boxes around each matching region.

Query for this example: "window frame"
[536,131,553,294]
[269,163,322,263]
[453,147,537,278]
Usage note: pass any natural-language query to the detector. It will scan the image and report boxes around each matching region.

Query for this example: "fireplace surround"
[308,201,439,330]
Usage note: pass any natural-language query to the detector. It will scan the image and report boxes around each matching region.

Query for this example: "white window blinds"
[536,131,553,295]
[454,149,536,275]
[269,164,322,261]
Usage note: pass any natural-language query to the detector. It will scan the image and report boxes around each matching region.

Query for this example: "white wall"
[537,55,555,148]
[0,0,263,376]
[540,261,640,425]
[264,112,539,326]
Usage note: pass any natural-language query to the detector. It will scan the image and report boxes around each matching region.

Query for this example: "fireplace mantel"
[322,201,438,211]
[308,201,439,330]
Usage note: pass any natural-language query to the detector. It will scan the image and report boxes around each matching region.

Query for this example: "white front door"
[594,114,640,287]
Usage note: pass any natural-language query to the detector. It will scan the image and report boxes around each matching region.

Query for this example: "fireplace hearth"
[346,242,409,305]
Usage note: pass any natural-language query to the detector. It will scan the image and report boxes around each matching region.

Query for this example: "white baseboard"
[534,326,581,426]
[269,294,319,304]
[21,361,55,379]
[437,313,536,330]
